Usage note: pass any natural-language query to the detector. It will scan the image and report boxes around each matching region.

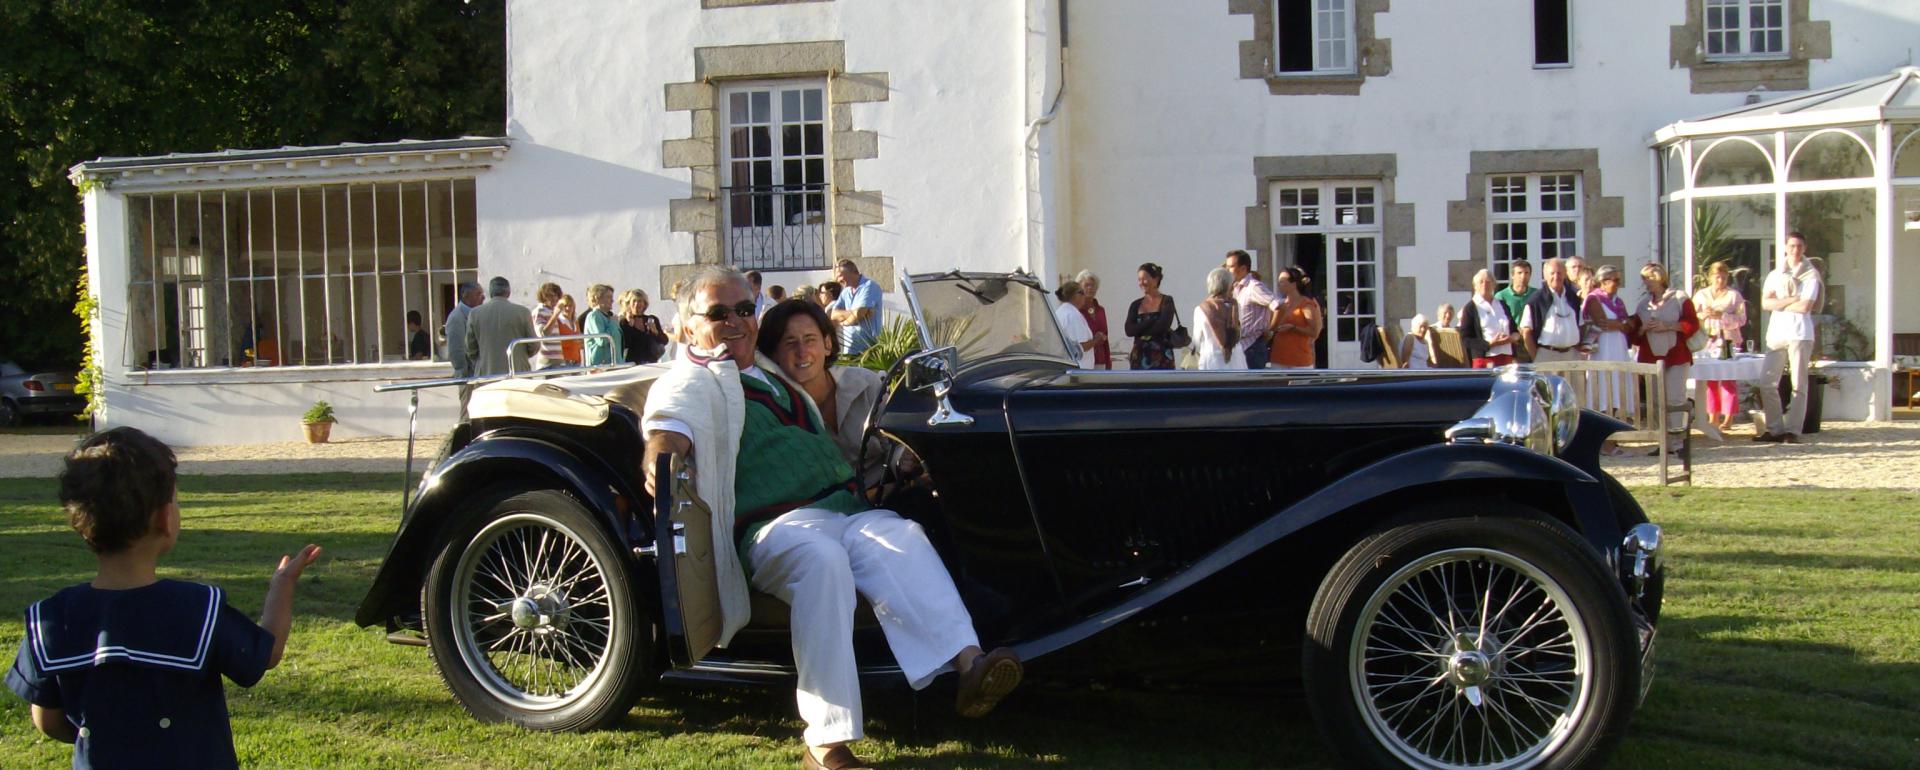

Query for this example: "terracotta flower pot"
[303,420,334,444]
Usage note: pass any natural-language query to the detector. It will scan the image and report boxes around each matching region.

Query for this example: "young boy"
[6,427,321,769]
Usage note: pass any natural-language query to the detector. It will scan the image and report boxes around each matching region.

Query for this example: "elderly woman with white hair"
[1075,270,1112,369]
[1193,268,1242,369]
[1459,268,1517,368]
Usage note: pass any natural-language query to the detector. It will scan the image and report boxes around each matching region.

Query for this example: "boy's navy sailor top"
[7,579,276,770]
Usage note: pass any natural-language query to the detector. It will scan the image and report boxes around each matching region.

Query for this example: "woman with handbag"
[1125,262,1179,370]
[1267,265,1323,369]
[1629,262,1701,454]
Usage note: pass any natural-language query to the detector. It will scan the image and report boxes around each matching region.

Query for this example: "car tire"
[1303,511,1639,770]
[0,399,17,427]
[424,487,649,732]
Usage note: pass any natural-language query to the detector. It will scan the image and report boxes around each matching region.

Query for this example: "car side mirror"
[901,347,972,427]
[904,346,958,393]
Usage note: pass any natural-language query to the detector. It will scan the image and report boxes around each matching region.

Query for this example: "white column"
[1873,121,1896,421]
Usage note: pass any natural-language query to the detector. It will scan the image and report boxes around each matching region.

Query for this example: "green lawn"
[1,477,1915,769]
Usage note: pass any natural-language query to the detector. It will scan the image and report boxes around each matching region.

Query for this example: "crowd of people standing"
[441,260,886,382]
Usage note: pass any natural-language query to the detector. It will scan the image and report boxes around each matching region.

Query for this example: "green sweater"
[733,373,868,553]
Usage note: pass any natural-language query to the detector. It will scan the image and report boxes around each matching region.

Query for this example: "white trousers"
[746,507,980,746]
[1759,339,1813,435]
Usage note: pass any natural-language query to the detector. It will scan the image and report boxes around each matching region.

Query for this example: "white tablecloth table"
[1688,352,1770,437]
[1688,352,1768,384]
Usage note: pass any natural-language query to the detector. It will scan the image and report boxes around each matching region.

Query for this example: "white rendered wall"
[1062,0,1920,365]
[487,0,1032,316]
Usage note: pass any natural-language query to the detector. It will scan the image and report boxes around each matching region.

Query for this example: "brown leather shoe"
[955,647,1023,718]
[801,745,873,770]
[1779,433,1800,444]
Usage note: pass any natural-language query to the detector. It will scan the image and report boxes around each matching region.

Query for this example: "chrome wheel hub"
[508,584,572,632]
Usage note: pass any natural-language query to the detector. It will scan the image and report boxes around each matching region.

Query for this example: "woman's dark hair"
[59,427,177,554]
[819,281,843,301]
[1278,265,1314,295]
[757,298,841,363]
[1137,262,1164,282]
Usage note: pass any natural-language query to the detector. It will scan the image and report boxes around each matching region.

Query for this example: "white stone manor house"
[73,0,1920,445]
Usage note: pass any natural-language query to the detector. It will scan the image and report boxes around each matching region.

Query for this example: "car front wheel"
[424,488,649,731]
[1304,513,1639,770]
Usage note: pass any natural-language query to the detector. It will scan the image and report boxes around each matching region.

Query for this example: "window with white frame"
[1703,0,1786,60]
[721,81,829,270]
[1486,173,1581,284]
[1274,0,1354,75]
[1272,181,1380,346]
[124,180,478,370]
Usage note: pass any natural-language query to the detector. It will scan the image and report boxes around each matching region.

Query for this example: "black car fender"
[1013,440,1621,661]
[353,432,646,628]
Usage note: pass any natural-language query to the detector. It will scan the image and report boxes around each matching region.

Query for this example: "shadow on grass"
[1679,549,1920,573]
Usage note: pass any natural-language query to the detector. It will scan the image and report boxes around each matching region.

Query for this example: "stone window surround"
[1669,0,1831,95]
[1242,153,1416,326]
[1444,149,1625,292]
[1230,0,1393,96]
[661,41,895,291]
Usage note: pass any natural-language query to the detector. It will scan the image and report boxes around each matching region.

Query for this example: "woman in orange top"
[1267,266,1323,368]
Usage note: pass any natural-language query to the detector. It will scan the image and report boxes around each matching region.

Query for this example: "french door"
[1268,180,1383,368]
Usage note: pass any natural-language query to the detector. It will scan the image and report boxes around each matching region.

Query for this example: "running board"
[661,658,902,687]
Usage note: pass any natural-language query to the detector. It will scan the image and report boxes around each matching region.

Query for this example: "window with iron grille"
[722,81,829,270]
[1486,173,1581,284]
[1703,0,1786,60]
[124,180,478,370]
[1273,0,1355,76]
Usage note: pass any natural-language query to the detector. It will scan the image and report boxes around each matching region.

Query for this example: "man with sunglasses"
[641,266,1021,770]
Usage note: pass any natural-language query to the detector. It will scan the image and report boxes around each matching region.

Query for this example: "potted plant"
[302,400,336,444]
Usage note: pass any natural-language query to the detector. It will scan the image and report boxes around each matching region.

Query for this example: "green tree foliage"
[0,0,504,370]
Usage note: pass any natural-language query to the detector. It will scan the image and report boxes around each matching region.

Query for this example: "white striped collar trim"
[30,585,221,673]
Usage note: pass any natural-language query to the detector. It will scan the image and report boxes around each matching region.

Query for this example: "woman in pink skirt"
[1692,261,1748,432]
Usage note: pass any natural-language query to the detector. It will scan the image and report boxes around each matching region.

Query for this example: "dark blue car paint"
[353,431,642,628]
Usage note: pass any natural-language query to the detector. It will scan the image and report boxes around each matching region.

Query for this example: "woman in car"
[758,299,891,490]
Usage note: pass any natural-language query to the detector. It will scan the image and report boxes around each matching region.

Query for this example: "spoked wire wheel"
[452,512,617,710]
[426,489,647,731]
[1305,514,1640,770]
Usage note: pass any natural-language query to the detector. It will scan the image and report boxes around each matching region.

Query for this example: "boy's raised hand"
[274,544,323,584]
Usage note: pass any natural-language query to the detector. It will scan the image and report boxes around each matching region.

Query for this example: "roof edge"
[71,136,511,176]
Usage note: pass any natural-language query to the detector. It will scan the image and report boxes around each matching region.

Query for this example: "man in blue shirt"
[828,259,883,357]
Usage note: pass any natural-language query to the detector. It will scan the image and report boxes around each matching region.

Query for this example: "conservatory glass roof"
[1654,66,1920,142]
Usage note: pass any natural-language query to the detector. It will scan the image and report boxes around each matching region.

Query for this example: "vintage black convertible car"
[358,270,1664,769]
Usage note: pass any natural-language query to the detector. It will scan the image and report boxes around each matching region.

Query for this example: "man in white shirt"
[1756,232,1822,443]
[1520,258,1583,363]
[1223,250,1280,369]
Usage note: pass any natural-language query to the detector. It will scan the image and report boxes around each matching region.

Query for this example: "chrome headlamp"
[1446,367,1578,454]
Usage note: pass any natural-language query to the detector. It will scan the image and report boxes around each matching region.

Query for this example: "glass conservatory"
[1654,66,1920,421]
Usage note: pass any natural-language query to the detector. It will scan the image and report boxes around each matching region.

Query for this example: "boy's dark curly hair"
[59,427,177,554]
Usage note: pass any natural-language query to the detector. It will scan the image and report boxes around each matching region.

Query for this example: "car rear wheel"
[424,488,649,731]
[1304,512,1639,770]
[0,399,18,427]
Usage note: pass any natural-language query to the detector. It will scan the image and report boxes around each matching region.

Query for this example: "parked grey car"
[0,361,85,426]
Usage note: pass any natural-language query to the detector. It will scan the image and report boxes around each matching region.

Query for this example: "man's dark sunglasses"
[699,301,758,322]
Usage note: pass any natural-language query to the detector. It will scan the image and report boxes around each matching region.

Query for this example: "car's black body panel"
[354,415,649,628]
[359,356,1655,687]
